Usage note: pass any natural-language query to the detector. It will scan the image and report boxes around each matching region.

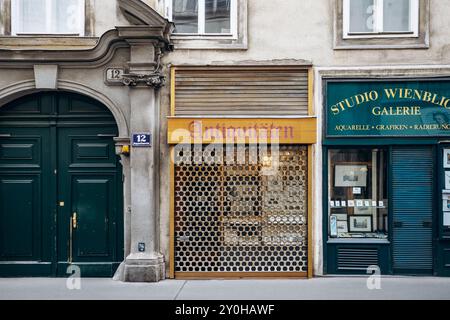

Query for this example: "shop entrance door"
[391,146,434,274]
[0,92,123,277]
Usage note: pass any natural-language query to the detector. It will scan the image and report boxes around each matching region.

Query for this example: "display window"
[328,148,388,239]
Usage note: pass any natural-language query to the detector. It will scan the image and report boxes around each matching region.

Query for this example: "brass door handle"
[72,212,78,229]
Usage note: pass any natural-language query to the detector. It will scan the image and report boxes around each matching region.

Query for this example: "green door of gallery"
[0,92,124,277]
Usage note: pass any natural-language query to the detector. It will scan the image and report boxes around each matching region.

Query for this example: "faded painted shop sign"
[326,80,450,137]
[167,118,317,144]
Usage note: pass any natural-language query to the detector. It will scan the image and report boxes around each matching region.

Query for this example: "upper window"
[11,0,85,36]
[343,0,419,38]
[167,0,237,37]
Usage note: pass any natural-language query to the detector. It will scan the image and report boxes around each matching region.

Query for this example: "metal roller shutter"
[392,147,433,272]
[173,67,310,116]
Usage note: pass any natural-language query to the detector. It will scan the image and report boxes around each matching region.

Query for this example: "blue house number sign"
[132,133,152,147]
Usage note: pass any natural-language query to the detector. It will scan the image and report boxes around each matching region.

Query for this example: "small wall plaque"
[132,133,152,147]
[105,67,125,85]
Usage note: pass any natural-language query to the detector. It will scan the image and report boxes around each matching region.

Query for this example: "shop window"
[334,0,429,49]
[344,0,419,38]
[328,148,388,240]
[11,0,85,36]
[165,0,247,49]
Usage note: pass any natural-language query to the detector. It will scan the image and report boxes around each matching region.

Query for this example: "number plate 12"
[105,67,125,85]
[132,133,152,147]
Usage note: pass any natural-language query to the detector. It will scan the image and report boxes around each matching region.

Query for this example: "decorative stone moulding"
[122,73,166,88]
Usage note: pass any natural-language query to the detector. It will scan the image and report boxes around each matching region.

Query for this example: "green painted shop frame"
[323,78,450,277]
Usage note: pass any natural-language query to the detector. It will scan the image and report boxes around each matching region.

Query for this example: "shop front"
[166,66,316,279]
[323,79,450,276]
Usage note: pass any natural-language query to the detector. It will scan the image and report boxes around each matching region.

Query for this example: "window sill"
[172,35,247,50]
[347,31,415,36]
[343,33,418,40]
[334,43,429,50]
[328,238,390,244]
[0,36,99,50]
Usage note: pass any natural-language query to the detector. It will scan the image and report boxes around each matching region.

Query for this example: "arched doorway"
[0,92,124,277]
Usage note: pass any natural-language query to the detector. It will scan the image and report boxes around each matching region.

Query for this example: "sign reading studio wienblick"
[326,80,450,137]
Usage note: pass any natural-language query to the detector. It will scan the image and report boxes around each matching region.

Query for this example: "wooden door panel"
[72,176,114,260]
[0,127,52,273]
[0,137,42,168]
[0,175,39,259]
[69,137,117,168]
[0,92,122,277]
[58,126,120,270]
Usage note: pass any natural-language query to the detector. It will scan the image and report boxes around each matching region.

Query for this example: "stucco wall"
[94,0,130,37]
[155,0,450,277]
[161,0,449,66]
[2,0,450,278]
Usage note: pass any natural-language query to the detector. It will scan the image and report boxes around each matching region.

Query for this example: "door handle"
[72,212,78,229]
[0,134,11,137]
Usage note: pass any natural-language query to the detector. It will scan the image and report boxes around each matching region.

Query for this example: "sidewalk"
[1,276,450,300]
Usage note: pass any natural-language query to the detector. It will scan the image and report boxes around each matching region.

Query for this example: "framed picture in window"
[332,213,348,221]
[444,149,450,168]
[446,171,450,190]
[443,193,450,212]
[353,199,373,215]
[330,215,337,237]
[349,215,372,233]
[337,221,348,235]
[334,165,368,187]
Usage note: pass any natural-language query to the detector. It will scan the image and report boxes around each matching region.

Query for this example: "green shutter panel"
[392,147,433,272]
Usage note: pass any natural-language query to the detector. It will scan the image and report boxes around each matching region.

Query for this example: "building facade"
[0,0,449,281]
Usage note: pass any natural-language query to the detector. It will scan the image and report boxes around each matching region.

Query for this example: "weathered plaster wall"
[162,0,450,66]
[2,0,450,278]
[156,0,450,277]
[94,0,130,37]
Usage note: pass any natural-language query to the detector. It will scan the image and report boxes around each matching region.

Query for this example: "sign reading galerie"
[326,80,450,137]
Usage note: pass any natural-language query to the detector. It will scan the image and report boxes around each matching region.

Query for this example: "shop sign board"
[326,80,450,137]
[167,118,317,144]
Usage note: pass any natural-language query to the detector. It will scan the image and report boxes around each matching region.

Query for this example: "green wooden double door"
[0,92,123,277]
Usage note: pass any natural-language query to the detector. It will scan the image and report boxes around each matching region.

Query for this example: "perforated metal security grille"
[174,145,308,274]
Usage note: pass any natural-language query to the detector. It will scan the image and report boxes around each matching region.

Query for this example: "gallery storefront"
[323,78,450,276]
[166,66,316,279]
